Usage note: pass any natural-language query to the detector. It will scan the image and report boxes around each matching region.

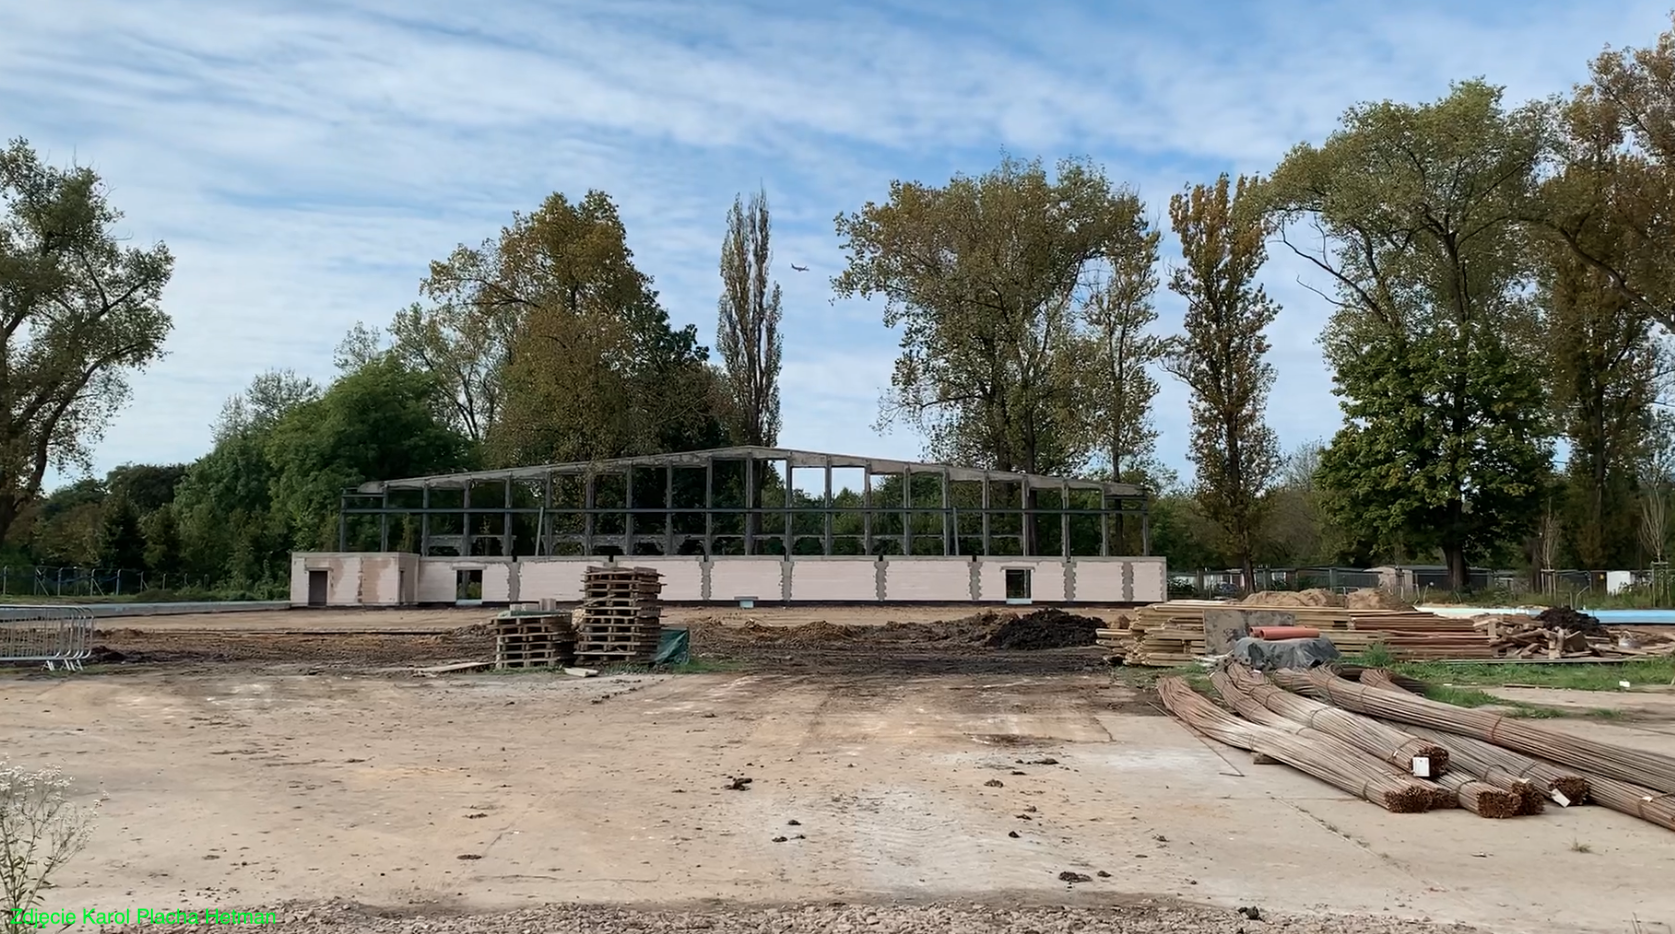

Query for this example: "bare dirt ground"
[3,607,1674,933]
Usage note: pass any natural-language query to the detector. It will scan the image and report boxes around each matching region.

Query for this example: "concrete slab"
[1,670,1670,934]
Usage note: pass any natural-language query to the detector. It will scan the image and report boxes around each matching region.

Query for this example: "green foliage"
[833,154,1149,477]
[717,188,784,447]
[424,189,727,466]
[1164,174,1280,589]
[1261,81,1553,589]
[0,139,174,544]
[266,357,472,551]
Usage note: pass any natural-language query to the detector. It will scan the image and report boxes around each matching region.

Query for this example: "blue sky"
[3,0,1670,491]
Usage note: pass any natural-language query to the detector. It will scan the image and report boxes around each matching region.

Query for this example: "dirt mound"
[1534,606,1604,633]
[1345,588,1413,611]
[1242,588,1346,608]
[982,609,1101,650]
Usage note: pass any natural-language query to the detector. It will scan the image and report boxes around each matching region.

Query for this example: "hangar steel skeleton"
[337,446,1152,560]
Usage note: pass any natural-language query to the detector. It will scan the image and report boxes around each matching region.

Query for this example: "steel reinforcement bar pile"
[1272,667,1675,832]
[1354,669,1675,829]
[1358,669,1573,810]
[1209,671,1461,812]
[1219,670,1525,819]
[1223,666,1451,775]
[1157,676,1440,813]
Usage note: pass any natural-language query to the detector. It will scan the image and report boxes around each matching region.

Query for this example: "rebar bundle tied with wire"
[1157,677,1438,813]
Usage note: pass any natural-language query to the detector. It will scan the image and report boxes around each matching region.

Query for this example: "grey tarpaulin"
[1228,635,1341,671]
[653,627,690,665]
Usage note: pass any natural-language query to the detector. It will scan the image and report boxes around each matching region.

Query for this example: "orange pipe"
[1250,626,1321,641]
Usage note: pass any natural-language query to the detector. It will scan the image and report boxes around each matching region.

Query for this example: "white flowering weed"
[0,760,100,914]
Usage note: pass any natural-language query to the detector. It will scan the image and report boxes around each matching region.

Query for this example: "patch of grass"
[1418,683,1563,718]
[1393,658,1675,692]
[1570,839,1593,854]
[1347,644,1398,669]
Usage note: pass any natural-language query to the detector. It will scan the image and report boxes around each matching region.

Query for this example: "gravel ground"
[95,900,1483,934]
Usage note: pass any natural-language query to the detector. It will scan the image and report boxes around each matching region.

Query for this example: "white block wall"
[976,558,1068,602]
[618,558,704,600]
[291,553,415,606]
[710,557,785,601]
[789,557,879,601]
[517,558,593,602]
[294,552,1166,605]
[881,557,972,601]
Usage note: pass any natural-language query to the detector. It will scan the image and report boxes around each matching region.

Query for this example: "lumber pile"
[1107,596,1495,666]
[493,605,576,670]
[575,566,664,665]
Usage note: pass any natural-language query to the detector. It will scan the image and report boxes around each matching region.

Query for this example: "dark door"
[307,570,328,607]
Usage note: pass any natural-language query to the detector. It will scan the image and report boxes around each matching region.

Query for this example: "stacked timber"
[575,566,664,665]
[1114,599,1495,666]
[493,605,576,670]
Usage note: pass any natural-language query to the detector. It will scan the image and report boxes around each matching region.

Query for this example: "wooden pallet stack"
[494,605,576,670]
[575,566,664,665]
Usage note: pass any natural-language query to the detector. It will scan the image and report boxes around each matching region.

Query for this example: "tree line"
[1,18,1672,596]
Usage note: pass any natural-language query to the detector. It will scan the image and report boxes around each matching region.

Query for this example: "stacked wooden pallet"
[1110,600,1495,666]
[576,566,664,665]
[494,607,576,670]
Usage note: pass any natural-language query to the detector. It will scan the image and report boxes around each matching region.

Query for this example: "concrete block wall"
[788,557,880,601]
[882,556,974,601]
[291,552,417,607]
[709,556,786,602]
[515,557,594,602]
[975,558,1066,602]
[292,552,1167,606]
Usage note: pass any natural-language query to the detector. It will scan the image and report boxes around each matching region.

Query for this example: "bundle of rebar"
[1427,771,1523,818]
[1158,677,1438,813]
[1209,671,1455,811]
[1358,669,1568,811]
[1223,666,1450,775]
[1355,669,1675,830]
[1228,664,1524,817]
[1268,667,1675,795]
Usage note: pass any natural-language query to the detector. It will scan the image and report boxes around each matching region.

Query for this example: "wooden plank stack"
[494,606,576,670]
[1106,597,1497,667]
[575,566,664,665]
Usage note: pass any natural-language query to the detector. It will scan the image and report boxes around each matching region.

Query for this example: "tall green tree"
[717,188,784,447]
[1536,16,1675,331]
[1260,81,1552,590]
[1163,173,1281,593]
[833,155,1145,481]
[1083,210,1169,483]
[426,190,725,466]
[0,139,173,545]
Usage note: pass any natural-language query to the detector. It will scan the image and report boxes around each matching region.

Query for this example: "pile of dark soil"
[1534,606,1604,633]
[982,608,1102,650]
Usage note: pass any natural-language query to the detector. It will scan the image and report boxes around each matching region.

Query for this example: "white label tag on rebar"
[1552,790,1572,807]
[1410,757,1430,778]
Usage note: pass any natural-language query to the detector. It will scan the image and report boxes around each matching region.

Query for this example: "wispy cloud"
[1,0,1669,488]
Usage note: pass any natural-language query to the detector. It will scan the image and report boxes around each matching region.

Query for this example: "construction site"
[6,558,1675,934]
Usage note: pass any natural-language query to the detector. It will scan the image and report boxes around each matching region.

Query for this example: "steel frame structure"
[338,446,1151,559]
